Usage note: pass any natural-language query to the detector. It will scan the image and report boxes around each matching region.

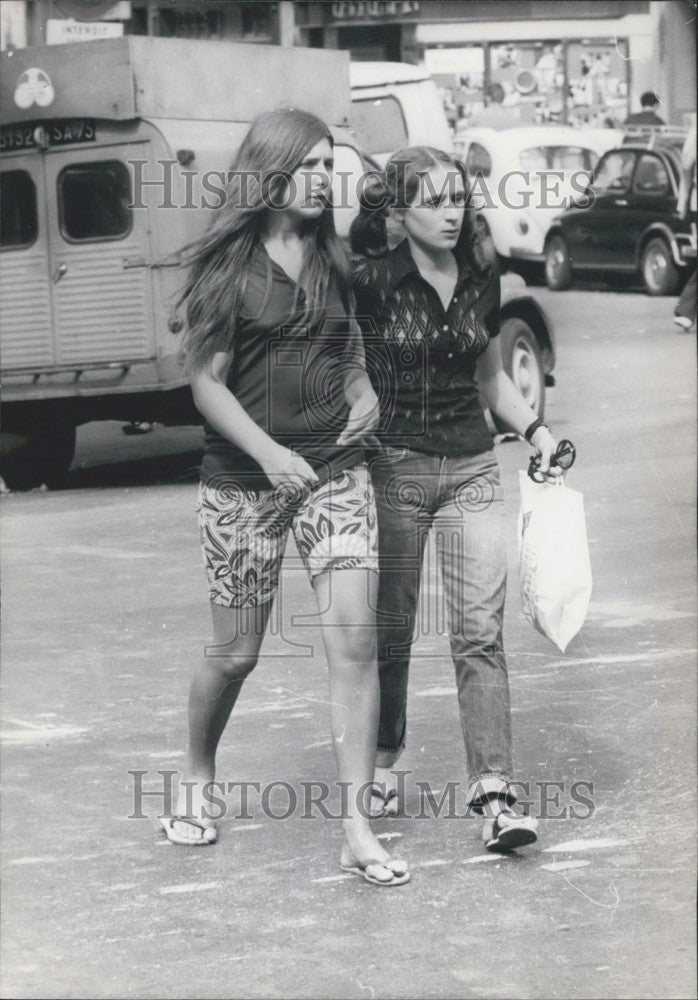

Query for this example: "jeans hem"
[376,745,405,768]
[465,773,517,813]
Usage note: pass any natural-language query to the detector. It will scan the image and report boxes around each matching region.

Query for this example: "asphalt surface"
[1,287,696,1000]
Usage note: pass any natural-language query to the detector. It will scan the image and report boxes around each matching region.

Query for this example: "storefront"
[423,36,632,129]
[296,0,694,127]
[16,1,295,48]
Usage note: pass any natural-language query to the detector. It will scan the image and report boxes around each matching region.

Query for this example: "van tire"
[1,418,76,490]
[494,318,545,433]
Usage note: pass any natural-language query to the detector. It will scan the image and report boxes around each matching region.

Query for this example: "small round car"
[454,125,622,273]
[544,135,696,295]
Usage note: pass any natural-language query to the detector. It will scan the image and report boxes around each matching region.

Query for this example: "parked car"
[544,132,696,294]
[454,125,621,270]
[349,61,453,168]
[495,271,555,430]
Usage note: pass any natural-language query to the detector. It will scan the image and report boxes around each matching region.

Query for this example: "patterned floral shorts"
[197,464,379,607]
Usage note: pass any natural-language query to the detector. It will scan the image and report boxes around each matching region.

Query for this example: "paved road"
[1,289,695,999]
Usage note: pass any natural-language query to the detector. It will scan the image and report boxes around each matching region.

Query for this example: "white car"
[455,125,622,267]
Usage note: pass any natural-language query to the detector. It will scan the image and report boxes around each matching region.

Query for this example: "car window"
[632,153,671,196]
[592,150,636,194]
[550,146,588,171]
[1,170,38,249]
[520,146,594,172]
[519,147,548,172]
[351,97,408,156]
[58,161,132,242]
[465,142,492,178]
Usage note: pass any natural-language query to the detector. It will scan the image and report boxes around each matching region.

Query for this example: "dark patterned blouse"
[352,238,500,457]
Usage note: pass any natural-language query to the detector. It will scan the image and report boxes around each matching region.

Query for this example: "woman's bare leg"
[313,568,408,880]
[170,601,272,842]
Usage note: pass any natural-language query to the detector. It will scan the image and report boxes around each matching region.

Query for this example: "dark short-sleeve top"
[200,244,365,488]
[352,238,500,457]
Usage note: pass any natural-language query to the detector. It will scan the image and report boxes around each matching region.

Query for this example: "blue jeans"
[675,269,696,320]
[368,445,515,810]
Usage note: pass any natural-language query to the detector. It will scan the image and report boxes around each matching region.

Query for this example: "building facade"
[2,1,695,124]
[296,0,696,126]
[2,1,296,48]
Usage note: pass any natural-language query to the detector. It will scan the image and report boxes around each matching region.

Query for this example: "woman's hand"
[259,443,319,491]
[337,388,380,447]
[530,426,563,482]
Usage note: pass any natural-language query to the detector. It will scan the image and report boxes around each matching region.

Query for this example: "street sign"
[46,19,124,45]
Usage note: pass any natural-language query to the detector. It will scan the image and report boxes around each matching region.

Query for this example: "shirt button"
[453,297,458,303]
[443,324,449,331]
[447,352,454,359]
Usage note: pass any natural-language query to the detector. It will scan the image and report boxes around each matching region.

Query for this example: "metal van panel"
[45,141,156,368]
[0,250,53,368]
[51,244,153,365]
[1,40,135,125]
[1,39,351,127]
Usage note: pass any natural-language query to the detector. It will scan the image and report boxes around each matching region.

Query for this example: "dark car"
[543,134,696,295]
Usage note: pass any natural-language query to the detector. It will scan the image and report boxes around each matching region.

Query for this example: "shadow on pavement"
[53,448,203,491]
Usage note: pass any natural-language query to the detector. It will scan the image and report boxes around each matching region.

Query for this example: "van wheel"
[494,318,545,433]
[544,235,572,290]
[641,237,680,296]
[1,419,76,490]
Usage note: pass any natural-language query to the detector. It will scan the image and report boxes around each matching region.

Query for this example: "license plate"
[0,119,96,152]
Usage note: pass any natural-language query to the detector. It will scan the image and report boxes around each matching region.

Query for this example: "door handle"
[614,199,628,206]
[52,263,67,283]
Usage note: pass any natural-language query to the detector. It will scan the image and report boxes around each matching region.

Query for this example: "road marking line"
[542,837,631,853]
[541,859,591,872]
[159,881,223,894]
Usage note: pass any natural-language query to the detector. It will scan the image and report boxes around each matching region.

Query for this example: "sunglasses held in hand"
[527,439,576,484]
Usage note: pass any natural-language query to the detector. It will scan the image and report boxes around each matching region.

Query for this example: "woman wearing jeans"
[351,146,563,850]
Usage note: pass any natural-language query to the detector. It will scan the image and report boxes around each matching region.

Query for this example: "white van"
[350,61,453,166]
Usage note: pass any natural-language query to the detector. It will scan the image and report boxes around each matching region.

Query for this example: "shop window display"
[566,41,629,128]
[427,38,629,131]
[489,42,565,125]
[424,46,486,126]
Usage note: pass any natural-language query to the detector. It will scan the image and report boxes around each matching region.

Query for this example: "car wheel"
[544,235,572,290]
[0,418,76,490]
[494,318,545,433]
[641,237,680,296]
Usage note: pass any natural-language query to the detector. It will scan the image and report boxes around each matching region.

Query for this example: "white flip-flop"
[159,816,218,846]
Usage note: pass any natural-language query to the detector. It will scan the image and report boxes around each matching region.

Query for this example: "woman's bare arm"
[191,352,318,486]
[477,338,560,478]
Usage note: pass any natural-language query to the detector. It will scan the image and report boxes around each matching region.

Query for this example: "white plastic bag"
[517,471,592,652]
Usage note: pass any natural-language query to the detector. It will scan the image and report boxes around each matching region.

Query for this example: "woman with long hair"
[351,146,564,851]
[161,108,409,886]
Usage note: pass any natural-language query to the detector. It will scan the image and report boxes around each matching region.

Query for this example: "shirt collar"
[388,239,419,288]
[388,238,475,294]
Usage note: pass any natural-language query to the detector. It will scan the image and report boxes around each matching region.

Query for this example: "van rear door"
[0,157,54,369]
[44,142,156,367]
